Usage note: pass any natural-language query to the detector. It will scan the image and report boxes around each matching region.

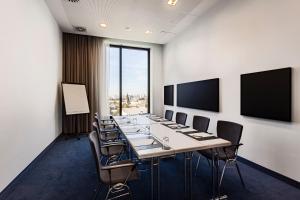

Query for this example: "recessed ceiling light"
[100,23,107,28]
[168,0,178,6]
[145,30,152,34]
[125,27,131,31]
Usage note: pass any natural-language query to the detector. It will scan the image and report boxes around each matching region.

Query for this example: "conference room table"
[113,114,231,200]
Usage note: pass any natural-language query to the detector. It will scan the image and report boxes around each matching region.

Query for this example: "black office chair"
[193,115,210,173]
[175,112,187,125]
[165,110,174,121]
[89,131,139,200]
[193,115,210,132]
[196,120,245,188]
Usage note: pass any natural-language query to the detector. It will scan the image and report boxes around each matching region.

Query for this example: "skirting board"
[0,133,64,199]
[237,156,300,189]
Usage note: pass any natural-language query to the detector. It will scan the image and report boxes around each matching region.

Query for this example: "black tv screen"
[164,85,174,106]
[241,67,292,122]
[177,78,219,112]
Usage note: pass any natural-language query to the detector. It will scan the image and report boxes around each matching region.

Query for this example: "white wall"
[0,0,62,192]
[163,0,300,181]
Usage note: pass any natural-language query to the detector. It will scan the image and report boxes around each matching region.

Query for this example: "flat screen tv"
[177,78,219,112]
[241,67,292,122]
[164,85,174,106]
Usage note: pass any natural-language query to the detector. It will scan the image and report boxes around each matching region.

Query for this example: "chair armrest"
[102,161,138,185]
[100,131,121,143]
[101,162,135,170]
[102,141,125,145]
[101,122,115,125]
[101,143,126,158]
[100,125,117,132]
[100,129,119,134]
[101,131,120,141]
[101,130,119,135]
[223,143,243,150]
[101,119,114,122]
[102,143,126,148]
[221,143,243,159]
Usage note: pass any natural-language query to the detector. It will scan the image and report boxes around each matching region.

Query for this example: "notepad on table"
[177,128,198,133]
[188,132,214,138]
[162,121,176,125]
[131,138,156,147]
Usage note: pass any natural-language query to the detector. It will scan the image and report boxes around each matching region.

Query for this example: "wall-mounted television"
[177,78,219,112]
[241,67,292,122]
[164,85,174,106]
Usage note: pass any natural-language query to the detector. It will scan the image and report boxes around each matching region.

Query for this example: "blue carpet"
[1,135,299,200]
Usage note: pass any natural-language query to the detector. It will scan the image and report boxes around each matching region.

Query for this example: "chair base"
[219,160,246,188]
[210,194,228,200]
[105,183,132,200]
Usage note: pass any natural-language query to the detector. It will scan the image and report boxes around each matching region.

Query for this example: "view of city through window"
[108,47,149,116]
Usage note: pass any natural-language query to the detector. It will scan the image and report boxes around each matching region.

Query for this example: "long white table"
[113,114,231,200]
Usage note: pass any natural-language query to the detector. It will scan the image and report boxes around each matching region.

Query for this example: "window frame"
[109,44,150,115]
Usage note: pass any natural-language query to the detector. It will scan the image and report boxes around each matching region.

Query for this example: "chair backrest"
[193,115,210,132]
[95,112,112,120]
[92,121,107,143]
[88,131,102,182]
[217,120,243,146]
[176,112,187,125]
[94,115,100,127]
[92,122,100,134]
[165,110,174,121]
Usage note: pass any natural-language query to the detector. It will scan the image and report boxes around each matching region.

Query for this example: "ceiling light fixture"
[100,23,107,28]
[125,27,131,31]
[145,30,152,34]
[168,0,178,6]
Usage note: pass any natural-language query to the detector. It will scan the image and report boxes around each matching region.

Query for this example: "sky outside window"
[122,48,148,97]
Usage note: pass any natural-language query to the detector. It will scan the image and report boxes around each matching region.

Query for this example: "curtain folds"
[62,33,102,134]
[99,42,110,117]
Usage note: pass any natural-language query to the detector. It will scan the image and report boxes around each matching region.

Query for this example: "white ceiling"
[46,0,217,44]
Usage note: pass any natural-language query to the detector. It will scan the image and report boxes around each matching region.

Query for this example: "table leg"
[151,157,160,200]
[211,151,215,199]
[184,153,187,197]
[216,158,228,200]
[157,157,160,200]
[128,145,132,160]
[189,152,192,200]
[184,152,193,200]
[216,157,220,198]
[156,158,160,200]
[211,151,228,200]
[151,158,154,200]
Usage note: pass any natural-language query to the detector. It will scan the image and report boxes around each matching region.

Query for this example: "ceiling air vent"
[67,0,80,3]
[74,26,87,32]
[161,31,176,35]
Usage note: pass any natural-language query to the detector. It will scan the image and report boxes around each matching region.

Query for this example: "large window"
[108,45,150,116]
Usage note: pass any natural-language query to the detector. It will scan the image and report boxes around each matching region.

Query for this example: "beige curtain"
[62,33,101,134]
